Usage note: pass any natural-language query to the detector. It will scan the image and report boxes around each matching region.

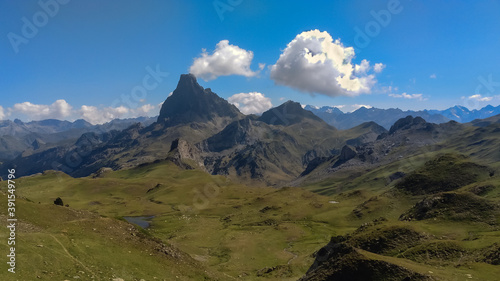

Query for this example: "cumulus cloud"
[3,99,159,124]
[0,106,7,120]
[79,104,159,124]
[389,92,425,101]
[135,104,156,115]
[11,99,73,120]
[355,59,370,74]
[228,92,273,114]
[430,74,437,79]
[468,94,493,102]
[374,63,386,73]
[79,105,129,125]
[270,30,384,97]
[189,40,261,81]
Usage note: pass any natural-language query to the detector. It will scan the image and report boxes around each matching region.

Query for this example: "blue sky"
[1,0,500,123]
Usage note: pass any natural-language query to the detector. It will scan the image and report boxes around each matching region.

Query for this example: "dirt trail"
[283,243,298,265]
[50,234,99,280]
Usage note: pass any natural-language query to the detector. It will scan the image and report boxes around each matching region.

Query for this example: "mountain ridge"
[305,104,500,129]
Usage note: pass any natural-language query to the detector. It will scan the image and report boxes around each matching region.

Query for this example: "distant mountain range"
[1,74,500,187]
[304,104,500,129]
[427,104,500,122]
[0,117,155,160]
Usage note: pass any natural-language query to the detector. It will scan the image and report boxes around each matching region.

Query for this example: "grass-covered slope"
[2,148,500,280]
[0,192,221,281]
[298,152,500,280]
[1,161,347,280]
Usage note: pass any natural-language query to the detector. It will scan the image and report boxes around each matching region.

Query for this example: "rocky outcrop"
[167,138,205,170]
[92,167,113,178]
[339,145,357,162]
[389,116,428,134]
[400,192,498,225]
[258,101,327,126]
[299,238,431,281]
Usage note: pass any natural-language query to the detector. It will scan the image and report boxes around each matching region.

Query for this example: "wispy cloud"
[374,63,386,73]
[468,94,493,102]
[389,92,426,101]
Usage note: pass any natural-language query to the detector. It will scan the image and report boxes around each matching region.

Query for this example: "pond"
[123,216,155,228]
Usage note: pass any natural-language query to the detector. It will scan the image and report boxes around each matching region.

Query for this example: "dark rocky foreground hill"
[299,239,432,281]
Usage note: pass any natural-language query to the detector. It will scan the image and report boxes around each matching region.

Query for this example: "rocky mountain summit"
[158,73,243,127]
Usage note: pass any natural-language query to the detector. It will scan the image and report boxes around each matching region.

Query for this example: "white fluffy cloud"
[3,99,159,124]
[270,30,384,97]
[374,63,386,73]
[79,104,159,124]
[468,94,493,102]
[79,105,129,125]
[135,104,156,115]
[430,74,437,79]
[228,92,273,114]
[355,59,370,74]
[0,106,6,120]
[389,92,425,101]
[189,40,261,81]
[11,99,73,120]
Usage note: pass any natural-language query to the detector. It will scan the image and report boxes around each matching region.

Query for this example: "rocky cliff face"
[158,74,243,127]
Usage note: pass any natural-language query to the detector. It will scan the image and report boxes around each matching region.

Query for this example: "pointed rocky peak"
[321,106,344,115]
[482,105,495,111]
[157,74,242,127]
[454,105,469,112]
[389,115,427,134]
[305,105,344,115]
[173,73,204,96]
[72,119,93,128]
[258,100,326,126]
[353,106,372,113]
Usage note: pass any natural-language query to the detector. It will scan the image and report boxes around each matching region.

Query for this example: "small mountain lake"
[123,216,155,228]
